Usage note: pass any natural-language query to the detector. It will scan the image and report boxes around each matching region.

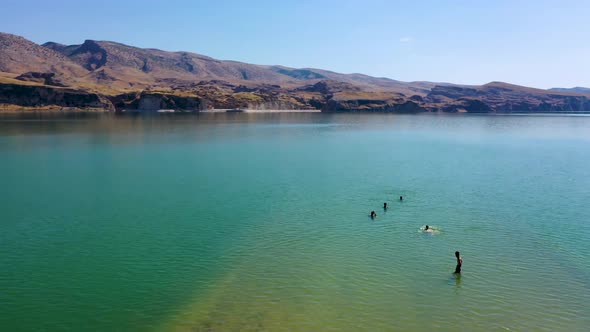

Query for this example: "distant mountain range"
[548,87,590,94]
[1,31,589,113]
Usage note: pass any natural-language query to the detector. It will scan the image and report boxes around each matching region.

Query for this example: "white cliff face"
[247,101,301,111]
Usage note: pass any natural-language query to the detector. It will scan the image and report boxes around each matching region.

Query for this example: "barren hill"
[1,32,589,113]
[41,38,431,95]
[0,33,87,86]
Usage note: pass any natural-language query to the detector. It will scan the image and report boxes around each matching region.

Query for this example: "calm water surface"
[1,113,589,331]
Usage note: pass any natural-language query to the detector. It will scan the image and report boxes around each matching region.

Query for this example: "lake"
[1,113,589,331]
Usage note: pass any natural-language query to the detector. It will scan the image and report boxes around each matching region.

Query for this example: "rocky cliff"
[0,84,113,110]
[109,92,204,112]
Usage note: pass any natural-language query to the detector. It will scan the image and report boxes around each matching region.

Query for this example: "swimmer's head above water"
[425,225,429,230]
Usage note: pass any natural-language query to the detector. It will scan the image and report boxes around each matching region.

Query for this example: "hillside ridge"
[1,32,589,113]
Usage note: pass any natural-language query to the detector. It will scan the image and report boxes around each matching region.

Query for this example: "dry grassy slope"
[43,40,313,88]
[483,82,590,97]
[428,81,590,101]
[307,69,437,96]
[424,81,590,113]
[0,32,88,85]
[0,72,43,86]
[41,38,435,96]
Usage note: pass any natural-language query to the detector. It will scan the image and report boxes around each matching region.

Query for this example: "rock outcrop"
[108,92,203,112]
[0,84,114,110]
[14,72,67,87]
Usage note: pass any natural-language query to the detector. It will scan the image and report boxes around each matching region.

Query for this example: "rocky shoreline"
[2,81,590,114]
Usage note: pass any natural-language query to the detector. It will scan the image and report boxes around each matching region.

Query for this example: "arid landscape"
[1,32,589,113]
[3,2,590,332]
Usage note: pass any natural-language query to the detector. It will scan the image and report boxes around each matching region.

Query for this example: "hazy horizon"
[3,0,589,89]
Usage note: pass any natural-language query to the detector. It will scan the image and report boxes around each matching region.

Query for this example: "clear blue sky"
[3,0,589,88]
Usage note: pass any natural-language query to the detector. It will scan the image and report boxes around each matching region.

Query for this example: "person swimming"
[370,211,377,219]
[422,225,436,233]
[399,195,403,201]
[383,202,388,210]
[454,251,462,274]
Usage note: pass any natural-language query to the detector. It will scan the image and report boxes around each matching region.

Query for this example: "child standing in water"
[454,251,462,274]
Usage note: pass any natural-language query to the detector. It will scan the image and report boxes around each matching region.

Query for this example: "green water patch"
[2,114,590,331]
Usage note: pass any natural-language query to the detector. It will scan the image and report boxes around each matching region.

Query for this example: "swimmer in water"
[370,211,377,219]
[383,202,388,210]
[422,225,436,233]
[399,196,403,201]
[454,251,462,274]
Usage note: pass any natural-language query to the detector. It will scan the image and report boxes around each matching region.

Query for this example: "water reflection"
[2,112,590,146]
[454,273,462,288]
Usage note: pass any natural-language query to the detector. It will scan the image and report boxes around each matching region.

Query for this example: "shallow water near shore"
[1,113,589,331]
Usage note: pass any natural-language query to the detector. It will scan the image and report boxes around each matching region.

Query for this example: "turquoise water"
[1,113,589,331]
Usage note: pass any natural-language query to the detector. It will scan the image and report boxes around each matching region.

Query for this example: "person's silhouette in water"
[454,251,462,274]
